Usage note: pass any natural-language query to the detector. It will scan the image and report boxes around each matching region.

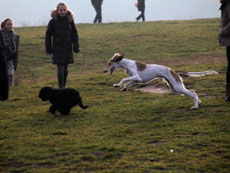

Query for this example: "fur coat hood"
[51,9,74,22]
[45,8,79,65]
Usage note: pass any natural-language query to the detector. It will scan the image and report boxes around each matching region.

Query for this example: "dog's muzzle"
[104,67,114,75]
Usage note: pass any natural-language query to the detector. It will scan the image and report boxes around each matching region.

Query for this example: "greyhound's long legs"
[122,81,136,91]
[171,84,201,109]
[113,75,141,88]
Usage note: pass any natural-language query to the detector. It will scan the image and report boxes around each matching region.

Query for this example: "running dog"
[39,86,88,115]
[104,53,218,109]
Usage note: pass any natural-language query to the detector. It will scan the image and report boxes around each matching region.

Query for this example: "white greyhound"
[104,53,218,109]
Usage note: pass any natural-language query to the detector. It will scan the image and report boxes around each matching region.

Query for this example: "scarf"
[0,29,16,53]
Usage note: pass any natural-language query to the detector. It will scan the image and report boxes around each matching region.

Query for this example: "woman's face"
[57,5,67,17]
[4,20,13,31]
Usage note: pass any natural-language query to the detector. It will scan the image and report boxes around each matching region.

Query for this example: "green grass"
[1,18,230,172]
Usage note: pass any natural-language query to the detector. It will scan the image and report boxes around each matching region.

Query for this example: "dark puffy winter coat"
[219,1,230,46]
[91,0,103,6]
[0,34,9,101]
[137,0,145,11]
[45,10,79,65]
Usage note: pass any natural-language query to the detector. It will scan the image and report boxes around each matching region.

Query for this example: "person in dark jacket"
[0,18,19,88]
[0,33,9,101]
[91,0,103,23]
[45,2,79,88]
[136,0,145,22]
[219,0,230,101]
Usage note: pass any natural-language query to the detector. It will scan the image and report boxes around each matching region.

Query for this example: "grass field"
[1,18,230,172]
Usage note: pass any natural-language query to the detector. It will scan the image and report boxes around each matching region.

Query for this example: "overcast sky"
[0,0,220,27]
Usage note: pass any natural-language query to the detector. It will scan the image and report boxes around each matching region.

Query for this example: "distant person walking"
[219,0,230,101]
[135,0,145,22]
[91,0,103,23]
[0,18,19,88]
[0,31,9,100]
[45,3,79,88]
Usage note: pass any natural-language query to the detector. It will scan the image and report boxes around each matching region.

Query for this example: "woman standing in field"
[45,2,79,88]
[219,0,230,101]
[0,18,19,88]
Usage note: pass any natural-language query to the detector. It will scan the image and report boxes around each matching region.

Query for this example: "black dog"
[39,86,88,115]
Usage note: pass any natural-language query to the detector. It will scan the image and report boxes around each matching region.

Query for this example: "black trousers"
[0,62,9,100]
[93,5,102,23]
[57,64,68,88]
[136,9,145,22]
[226,47,230,84]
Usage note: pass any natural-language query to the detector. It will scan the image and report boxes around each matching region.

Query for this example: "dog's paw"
[49,107,56,114]
[82,105,89,109]
[190,105,199,110]
[121,88,128,92]
[48,109,55,114]
[113,84,120,88]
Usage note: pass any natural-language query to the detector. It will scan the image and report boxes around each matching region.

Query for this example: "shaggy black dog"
[39,86,88,115]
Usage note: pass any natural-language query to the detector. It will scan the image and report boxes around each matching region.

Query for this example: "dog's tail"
[79,97,88,109]
[177,70,218,78]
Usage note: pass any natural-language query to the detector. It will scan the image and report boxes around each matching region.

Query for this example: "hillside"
[1,19,230,172]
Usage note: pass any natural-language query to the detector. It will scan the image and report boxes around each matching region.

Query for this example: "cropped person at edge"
[219,0,230,101]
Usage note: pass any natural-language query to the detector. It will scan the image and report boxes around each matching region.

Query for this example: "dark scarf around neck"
[1,29,17,53]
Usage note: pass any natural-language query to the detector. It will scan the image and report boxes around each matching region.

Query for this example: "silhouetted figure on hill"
[91,0,103,23]
[135,0,145,22]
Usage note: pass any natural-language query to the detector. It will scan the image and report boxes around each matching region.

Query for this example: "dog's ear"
[39,87,53,101]
[120,52,124,58]
[112,53,124,62]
